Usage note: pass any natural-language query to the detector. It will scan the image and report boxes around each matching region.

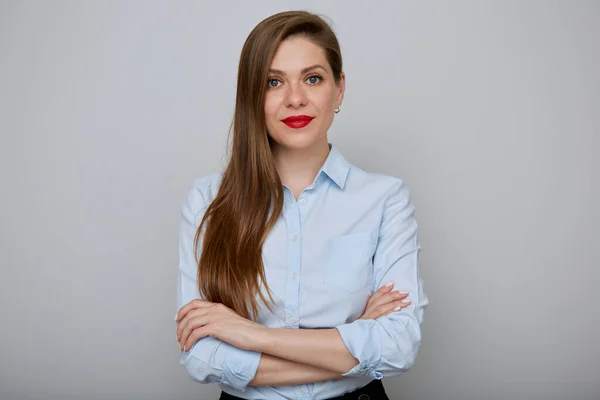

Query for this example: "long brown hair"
[194,11,344,320]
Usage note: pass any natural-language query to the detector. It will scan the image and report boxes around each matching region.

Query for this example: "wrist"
[250,323,271,352]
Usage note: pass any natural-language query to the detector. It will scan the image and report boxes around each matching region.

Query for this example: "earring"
[334,106,341,114]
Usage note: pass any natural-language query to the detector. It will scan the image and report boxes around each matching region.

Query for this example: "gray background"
[1,1,598,399]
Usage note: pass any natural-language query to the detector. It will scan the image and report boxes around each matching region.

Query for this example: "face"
[264,36,345,152]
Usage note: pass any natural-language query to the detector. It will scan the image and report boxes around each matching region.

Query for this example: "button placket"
[284,189,302,329]
[296,385,310,398]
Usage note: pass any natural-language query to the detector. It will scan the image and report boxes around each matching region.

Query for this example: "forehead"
[269,37,330,73]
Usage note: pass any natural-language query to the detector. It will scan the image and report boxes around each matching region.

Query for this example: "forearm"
[254,328,358,374]
[249,353,343,386]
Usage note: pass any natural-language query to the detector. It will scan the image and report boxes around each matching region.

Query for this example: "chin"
[271,133,324,151]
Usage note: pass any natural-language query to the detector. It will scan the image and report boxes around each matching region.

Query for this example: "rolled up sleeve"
[177,177,261,391]
[336,180,429,379]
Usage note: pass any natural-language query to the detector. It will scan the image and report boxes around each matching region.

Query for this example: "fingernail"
[174,313,178,321]
[398,291,409,294]
[393,306,401,311]
[401,299,411,304]
[385,281,394,287]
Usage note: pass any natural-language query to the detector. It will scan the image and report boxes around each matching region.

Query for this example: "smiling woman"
[265,39,343,145]
[175,10,428,400]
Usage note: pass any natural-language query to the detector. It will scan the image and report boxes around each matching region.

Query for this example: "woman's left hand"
[175,300,266,352]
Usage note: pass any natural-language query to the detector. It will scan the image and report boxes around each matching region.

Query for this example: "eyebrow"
[268,64,327,76]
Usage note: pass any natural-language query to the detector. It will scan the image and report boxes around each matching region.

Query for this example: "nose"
[284,83,308,109]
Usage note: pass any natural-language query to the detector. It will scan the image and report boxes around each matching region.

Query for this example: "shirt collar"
[319,143,351,189]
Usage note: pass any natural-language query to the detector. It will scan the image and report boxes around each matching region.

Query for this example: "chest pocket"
[323,231,377,293]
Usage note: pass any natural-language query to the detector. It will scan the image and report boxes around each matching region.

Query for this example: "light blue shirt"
[177,143,429,399]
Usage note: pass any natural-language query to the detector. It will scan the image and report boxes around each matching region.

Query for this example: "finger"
[388,299,411,313]
[373,299,411,319]
[177,307,213,342]
[380,290,409,305]
[183,325,212,352]
[367,281,395,307]
[178,307,214,342]
[377,281,395,294]
[179,314,212,350]
[177,303,231,341]
[365,288,407,317]
[175,299,214,323]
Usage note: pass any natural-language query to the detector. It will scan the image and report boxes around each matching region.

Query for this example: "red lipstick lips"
[282,115,314,129]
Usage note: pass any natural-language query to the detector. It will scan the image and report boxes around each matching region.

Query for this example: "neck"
[271,139,330,196]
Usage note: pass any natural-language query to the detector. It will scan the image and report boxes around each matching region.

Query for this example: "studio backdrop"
[0,1,598,399]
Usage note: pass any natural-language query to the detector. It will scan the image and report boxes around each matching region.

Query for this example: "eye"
[268,78,281,88]
[306,75,323,85]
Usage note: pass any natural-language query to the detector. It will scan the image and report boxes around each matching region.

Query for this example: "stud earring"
[334,106,341,114]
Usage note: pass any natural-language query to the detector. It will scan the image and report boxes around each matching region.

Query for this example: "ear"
[335,71,346,109]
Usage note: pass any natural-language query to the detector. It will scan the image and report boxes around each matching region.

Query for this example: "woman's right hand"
[358,282,411,320]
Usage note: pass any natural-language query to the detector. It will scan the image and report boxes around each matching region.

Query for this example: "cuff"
[220,342,262,392]
[336,319,383,379]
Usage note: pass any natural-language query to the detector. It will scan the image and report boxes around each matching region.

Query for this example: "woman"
[175,10,428,400]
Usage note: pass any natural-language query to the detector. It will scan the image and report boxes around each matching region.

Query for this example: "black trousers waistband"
[219,379,389,400]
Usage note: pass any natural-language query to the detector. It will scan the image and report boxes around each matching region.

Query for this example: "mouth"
[281,115,314,129]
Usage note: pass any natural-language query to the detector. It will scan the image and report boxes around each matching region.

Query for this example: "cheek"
[264,95,284,125]
[312,88,336,111]
[264,98,280,137]
[318,112,335,132]
[264,98,275,118]
[315,94,336,115]
[264,89,286,109]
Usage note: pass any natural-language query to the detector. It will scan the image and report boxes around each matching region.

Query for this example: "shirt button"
[299,198,306,205]
[292,273,298,279]
[291,234,299,242]
[299,389,305,395]
[289,317,297,323]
